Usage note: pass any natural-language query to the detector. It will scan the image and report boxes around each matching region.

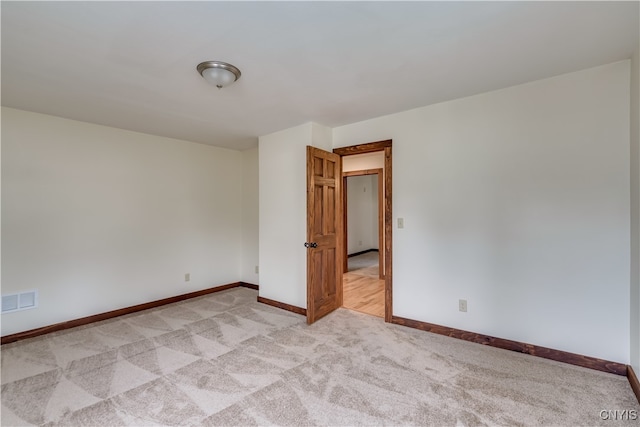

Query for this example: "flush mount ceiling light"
[197,61,241,89]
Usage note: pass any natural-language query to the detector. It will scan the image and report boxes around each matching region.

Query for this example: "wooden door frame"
[342,169,384,280]
[334,140,393,322]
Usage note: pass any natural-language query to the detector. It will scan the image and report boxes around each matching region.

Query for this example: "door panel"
[307,146,342,324]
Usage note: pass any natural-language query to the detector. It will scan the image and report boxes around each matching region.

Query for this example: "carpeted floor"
[348,251,378,273]
[1,287,638,426]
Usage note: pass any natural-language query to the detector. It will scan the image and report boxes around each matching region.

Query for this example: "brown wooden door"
[306,146,342,324]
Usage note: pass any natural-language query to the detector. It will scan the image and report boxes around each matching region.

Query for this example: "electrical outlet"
[398,218,404,229]
[358,240,362,246]
[185,273,190,282]
[459,299,467,312]
[255,265,259,274]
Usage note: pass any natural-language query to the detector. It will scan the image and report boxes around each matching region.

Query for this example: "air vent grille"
[2,290,38,313]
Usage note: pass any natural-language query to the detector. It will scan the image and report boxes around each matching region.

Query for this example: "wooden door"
[306,146,342,324]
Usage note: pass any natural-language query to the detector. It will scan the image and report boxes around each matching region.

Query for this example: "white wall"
[631,44,640,373]
[334,61,631,363]
[258,122,332,309]
[347,175,378,254]
[1,107,243,336]
[344,151,385,262]
[241,147,259,284]
[342,152,384,172]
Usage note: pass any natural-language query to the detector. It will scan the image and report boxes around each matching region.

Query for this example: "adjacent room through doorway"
[340,152,386,318]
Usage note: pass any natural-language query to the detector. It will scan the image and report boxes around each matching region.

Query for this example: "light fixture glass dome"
[197,61,241,89]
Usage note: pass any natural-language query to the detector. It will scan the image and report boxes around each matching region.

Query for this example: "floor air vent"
[2,290,38,313]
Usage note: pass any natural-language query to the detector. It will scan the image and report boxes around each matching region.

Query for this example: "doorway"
[305,140,392,324]
[334,140,392,322]
[341,168,385,317]
[343,170,384,278]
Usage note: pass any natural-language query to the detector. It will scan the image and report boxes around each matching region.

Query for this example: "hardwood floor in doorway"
[343,267,384,318]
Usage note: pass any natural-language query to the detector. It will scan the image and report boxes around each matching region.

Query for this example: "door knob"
[304,242,318,248]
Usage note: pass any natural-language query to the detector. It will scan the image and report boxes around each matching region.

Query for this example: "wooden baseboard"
[391,315,627,376]
[1,282,253,345]
[257,296,307,316]
[239,282,259,290]
[628,365,640,404]
[347,248,379,258]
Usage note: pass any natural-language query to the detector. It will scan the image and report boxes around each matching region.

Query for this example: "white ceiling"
[2,1,638,150]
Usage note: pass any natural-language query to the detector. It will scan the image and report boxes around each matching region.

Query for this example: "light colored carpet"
[348,251,378,274]
[1,287,638,426]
